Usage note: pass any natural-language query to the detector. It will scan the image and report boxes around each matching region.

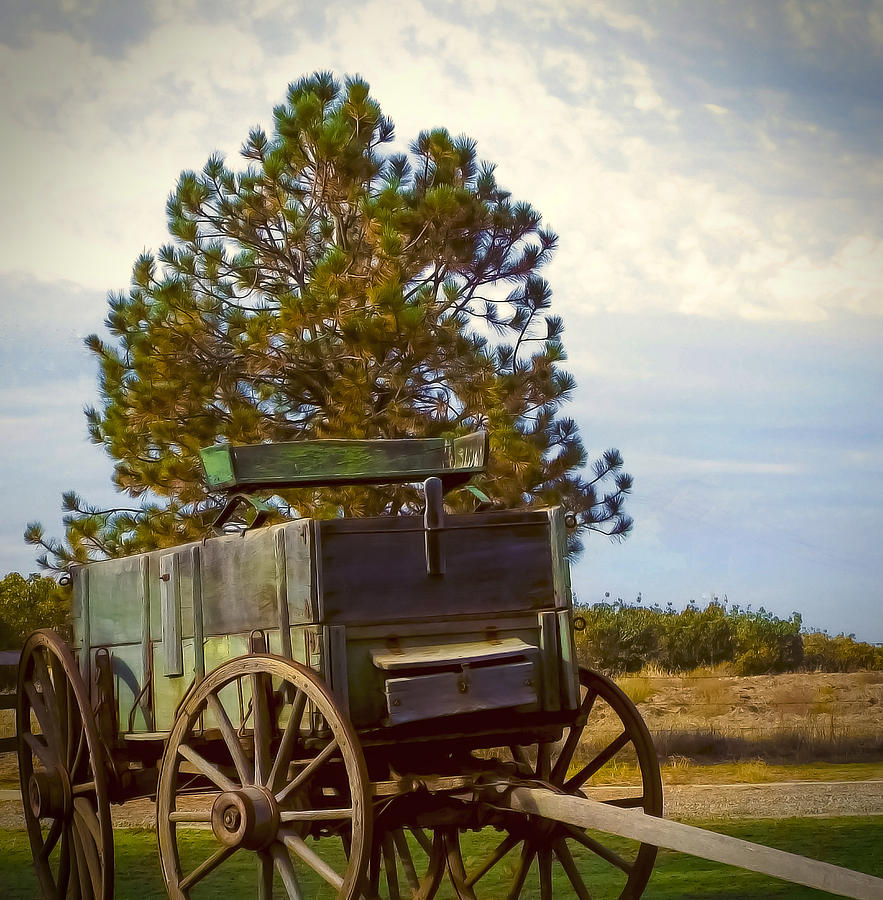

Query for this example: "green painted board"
[199,431,488,492]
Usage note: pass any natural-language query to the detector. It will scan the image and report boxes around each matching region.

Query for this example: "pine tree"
[27,72,633,568]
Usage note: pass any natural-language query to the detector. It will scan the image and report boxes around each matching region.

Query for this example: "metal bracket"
[212,493,274,533]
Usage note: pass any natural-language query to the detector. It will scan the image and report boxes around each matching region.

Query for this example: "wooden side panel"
[538,611,560,711]
[85,555,144,646]
[557,609,580,710]
[108,642,151,733]
[199,522,314,636]
[152,638,197,730]
[384,660,538,725]
[282,520,315,624]
[316,511,557,624]
[69,564,87,650]
[547,507,573,609]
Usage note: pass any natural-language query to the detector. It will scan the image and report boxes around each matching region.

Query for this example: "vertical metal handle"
[424,476,445,576]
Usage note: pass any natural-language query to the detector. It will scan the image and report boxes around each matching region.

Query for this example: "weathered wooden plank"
[343,615,546,728]
[200,432,488,492]
[557,609,580,710]
[538,611,560,711]
[159,553,183,677]
[371,637,535,671]
[502,787,883,900]
[323,624,350,714]
[316,516,555,624]
[384,660,538,724]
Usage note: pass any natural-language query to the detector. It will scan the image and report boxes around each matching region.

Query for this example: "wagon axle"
[27,767,70,821]
[211,786,279,851]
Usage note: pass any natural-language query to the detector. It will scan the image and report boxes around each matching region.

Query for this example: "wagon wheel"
[445,667,662,899]
[17,629,114,899]
[365,809,446,899]
[157,654,372,899]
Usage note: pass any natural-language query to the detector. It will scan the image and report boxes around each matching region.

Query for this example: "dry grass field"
[618,669,883,765]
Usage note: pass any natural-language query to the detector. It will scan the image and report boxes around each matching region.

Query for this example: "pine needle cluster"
[28,73,633,568]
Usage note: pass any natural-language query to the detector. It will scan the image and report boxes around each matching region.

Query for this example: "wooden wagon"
[16,433,883,899]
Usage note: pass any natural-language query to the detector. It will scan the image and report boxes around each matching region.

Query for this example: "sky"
[0,0,881,641]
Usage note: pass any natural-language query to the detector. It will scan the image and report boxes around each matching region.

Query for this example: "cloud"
[1,0,880,331]
[0,0,881,638]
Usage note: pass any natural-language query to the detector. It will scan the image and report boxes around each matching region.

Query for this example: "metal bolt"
[223,807,241,831]
[458,679,469,693]
[392,699,401,706]
[524,679,533,687]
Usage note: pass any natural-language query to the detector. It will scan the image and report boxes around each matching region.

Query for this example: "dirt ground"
[630,670,883,736]
[2,779,882,829]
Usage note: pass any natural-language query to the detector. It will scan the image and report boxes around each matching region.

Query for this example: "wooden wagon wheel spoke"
[48,652,71,750]
[207,693,253,786]
[538,846,554,900]
[73,780,98,796]
[178,742,238,792]
[270,842,304,900]
[251,670,273,786]
[381,832,401,900]
[169,809,214,823]
[552,838,592,900]
[70,725,88,781]
[179,844,237,891]
[410,827,432,856]
[157,654,371,900]
[508,840,536,900]
[367,821,446,900]
[38,817,63,861]
[24,681,59,747]
[564,731,631,793]
[74,796,104,848]
[461,831,521,888]
[71,824,91,898]
[563,823,633,874]
[258,850,275,900]
[18,630,114,900]
[368,837,384,895]
[392,828,420,893]
[23,731,56,770]
[445,667,662,900]
[280,827,346,890]
[280,806,353,822]
[550,690,598,785]
[275,735,340,805]
[602,795,645,809]
[268,690,308,791]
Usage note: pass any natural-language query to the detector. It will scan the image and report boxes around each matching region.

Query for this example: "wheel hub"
[28,768,71,821]
[211,786,279,850]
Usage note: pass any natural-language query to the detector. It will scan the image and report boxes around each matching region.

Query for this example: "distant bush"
[0,572,69,650]
[573,597,810,675]
[802,630,883,672]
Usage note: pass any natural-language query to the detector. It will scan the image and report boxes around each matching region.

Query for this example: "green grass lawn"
[1,817,881,899]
